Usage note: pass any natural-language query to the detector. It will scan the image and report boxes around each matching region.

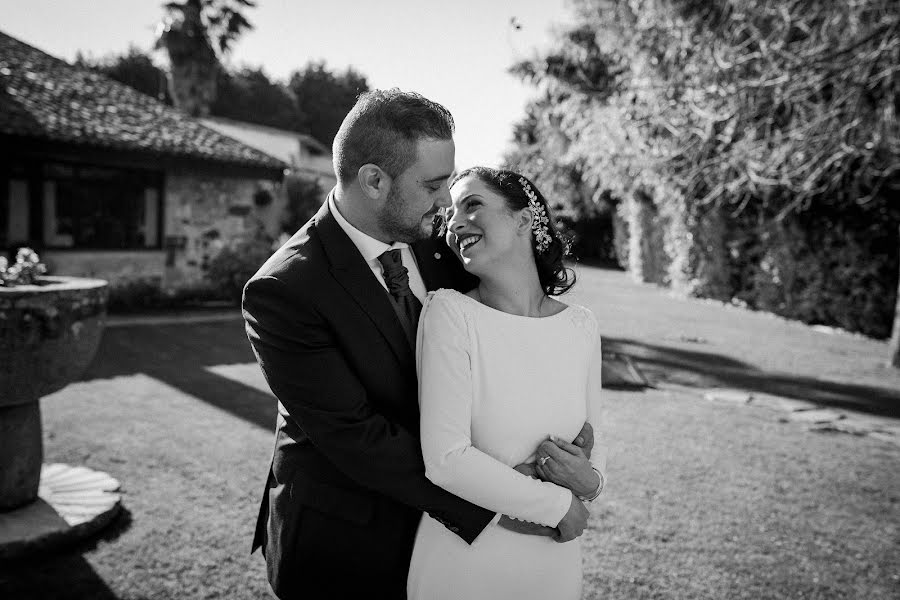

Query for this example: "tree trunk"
[889,227,900,367]
[167,58,218,117]
[158,0,219,117]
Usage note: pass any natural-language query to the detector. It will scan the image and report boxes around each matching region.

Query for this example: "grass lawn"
[1,266,898,599]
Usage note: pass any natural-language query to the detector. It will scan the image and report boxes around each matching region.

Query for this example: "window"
[40,163,162,250]
[1,180,30,250]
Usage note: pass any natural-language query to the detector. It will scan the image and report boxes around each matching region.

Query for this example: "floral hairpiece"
[519,177,552,254]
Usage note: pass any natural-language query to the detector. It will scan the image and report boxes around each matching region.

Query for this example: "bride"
[407,167,606,599]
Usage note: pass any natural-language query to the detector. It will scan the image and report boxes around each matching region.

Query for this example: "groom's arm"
[243,275,495,543]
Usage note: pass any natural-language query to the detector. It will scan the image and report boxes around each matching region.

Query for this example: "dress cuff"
[551,488,572,528]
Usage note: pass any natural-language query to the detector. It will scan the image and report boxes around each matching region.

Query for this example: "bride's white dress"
[407,289,605,600]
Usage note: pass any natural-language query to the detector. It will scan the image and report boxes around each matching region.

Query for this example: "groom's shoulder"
[250,219,327,286]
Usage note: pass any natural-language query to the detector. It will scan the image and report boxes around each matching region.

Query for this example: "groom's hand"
[555,493,589,543]
[573,421,594,459]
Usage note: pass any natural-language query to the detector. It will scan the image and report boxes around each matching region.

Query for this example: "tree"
[210,67,299,129]
[77,47,172,104]
[504,94,619,265]
[155,0,256,116]
[289,62,369,146]
[509,0,900,340]
[75,43,373,144]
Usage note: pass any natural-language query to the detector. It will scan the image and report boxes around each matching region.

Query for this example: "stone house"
[0,30,288,293]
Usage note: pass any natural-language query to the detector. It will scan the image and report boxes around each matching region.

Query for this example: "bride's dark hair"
[448,167,575,296]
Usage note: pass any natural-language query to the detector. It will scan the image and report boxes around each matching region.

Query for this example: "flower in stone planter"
[0,248,47,287]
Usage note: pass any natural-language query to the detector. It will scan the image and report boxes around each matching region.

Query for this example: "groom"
[243,89,592,598]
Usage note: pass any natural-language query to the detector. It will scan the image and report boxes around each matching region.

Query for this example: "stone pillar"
[626,191,666,284]
[0,402,42,510]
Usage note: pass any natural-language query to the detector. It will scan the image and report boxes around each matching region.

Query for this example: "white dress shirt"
[328,194,427,302]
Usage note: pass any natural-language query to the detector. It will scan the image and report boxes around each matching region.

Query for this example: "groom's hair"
[332,89,455,183]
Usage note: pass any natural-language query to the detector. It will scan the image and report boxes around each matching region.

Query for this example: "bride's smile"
[457,233,482,253]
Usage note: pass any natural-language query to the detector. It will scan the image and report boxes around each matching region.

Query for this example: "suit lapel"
[314,201,413,366]
[411,239,443,292]
[412,237,478,293]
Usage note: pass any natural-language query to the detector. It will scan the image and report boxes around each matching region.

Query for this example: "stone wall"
[162,171,283,291]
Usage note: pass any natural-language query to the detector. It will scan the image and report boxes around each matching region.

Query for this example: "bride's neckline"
[453,288,571,320]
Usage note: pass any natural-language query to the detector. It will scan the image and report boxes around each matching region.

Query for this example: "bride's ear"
[516,207,533,236]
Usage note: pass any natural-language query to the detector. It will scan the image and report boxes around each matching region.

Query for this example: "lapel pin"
[434,252,441,260]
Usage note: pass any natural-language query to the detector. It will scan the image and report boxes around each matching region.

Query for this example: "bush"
[107,279,167,313]
[107,280,229,314]
[205,233,274,304]
[728,201,899,339]
[282,175,325,234]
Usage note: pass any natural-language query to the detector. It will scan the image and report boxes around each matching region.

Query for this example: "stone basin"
[0,276,108,510]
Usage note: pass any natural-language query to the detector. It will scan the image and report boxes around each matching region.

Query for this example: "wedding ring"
[538,456,550,466]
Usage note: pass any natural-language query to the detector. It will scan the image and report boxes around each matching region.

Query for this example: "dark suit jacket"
[243,200,494,599]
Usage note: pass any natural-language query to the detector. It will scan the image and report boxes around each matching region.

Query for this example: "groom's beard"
[377,187,435,244]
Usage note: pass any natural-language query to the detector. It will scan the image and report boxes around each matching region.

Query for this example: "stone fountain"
[0,274,120,558]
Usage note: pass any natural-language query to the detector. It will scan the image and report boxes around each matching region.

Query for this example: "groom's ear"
[358,164,390,201]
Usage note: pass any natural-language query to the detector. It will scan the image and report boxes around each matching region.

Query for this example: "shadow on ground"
[605,337,900,418]
[0,555,120,600]
[81,319,276,431]
[0,509,132,600]
[81,320,900,424]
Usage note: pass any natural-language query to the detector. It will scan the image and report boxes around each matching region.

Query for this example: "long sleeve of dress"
[416,293,572,528]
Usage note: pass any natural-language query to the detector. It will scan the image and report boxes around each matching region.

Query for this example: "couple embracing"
[243,89,606,599]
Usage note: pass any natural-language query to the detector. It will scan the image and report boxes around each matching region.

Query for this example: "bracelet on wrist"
[578,468,604,502]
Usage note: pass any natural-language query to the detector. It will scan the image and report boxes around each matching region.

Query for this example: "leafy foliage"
[289,62,370,146]
[503,95,620,265]
[205,229,274,303]
[80,47,368,146]
[76,47,172,104]
[508,0,900,337]
[281,175,325,233]
[210,67,299,130]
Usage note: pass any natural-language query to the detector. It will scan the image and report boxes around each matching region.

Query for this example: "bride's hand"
[534,437,600,498]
